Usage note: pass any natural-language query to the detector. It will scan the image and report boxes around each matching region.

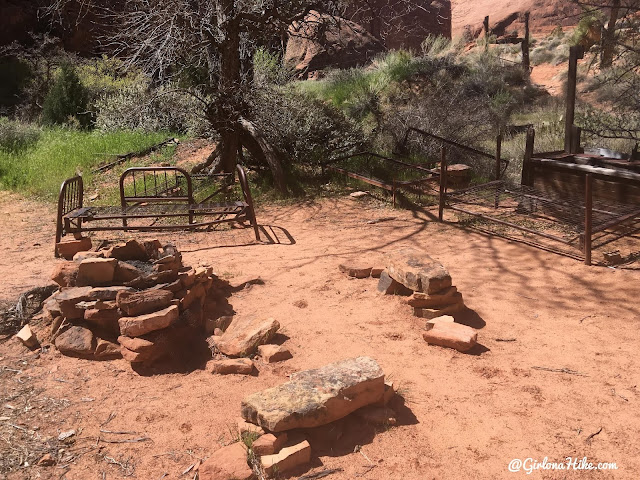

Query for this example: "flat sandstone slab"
[385,248,452,293]
[118,305,178,337]
[423,322,478,352]
[241,356,384,432]
[214,316,280,357]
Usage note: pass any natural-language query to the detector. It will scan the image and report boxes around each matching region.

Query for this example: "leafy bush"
[41,63,91,128]
[531,47,555,65]
[253,48,293,86]
[570,13,602,49]
[95,85,205,135]
[0,118,40,153]
[248,86,368,167]
[421,35,451,57]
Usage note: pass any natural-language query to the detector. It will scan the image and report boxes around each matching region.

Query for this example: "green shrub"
[0,118,41,153]
[95,85,205,135]
[253,48,293,86]
[41,63,91,128]
[570,13,602,48]
[249,86,367,168]
[531,47,555,65]
[421,35,451,57]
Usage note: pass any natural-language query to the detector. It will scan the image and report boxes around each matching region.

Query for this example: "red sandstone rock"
[76,258,117,287]
[407,286,461,308]
[237,418,265,437]
[56,237,92,260]
[51,262,79,287]
[258,344,292,363]
[339,264,372,278]
[199,442,253,480]
[94,338,122,359]
[261,440,311,476]
[208,358,254,375]
[242,357,384,432]
[214,317,280,357]
[422,322,478,352]
[106,239,148,261]
[252,433,288,456]
[116,289,173,316]
[385,248,452,294]
[118,305,178,337]
[56,287,93,319]
[84,308,121,334]
[54,326,95,357]
[16,325,38,348]
[113,261,143,283]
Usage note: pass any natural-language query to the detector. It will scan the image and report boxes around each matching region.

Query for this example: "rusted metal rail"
[322,151,438,206]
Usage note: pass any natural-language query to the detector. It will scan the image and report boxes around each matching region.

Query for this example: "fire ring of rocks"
[38,239,288,372]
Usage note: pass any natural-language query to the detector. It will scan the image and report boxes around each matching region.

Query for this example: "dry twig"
[531,366,588,376]
[585,427,603,444]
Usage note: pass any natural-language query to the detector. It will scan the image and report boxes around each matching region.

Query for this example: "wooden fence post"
[438,146,448,222]
[570,125,582,154]
[495,134,502,208]
[483,16,490,51]
[584,173,593,266]
[565,46,585,153]
[522,12,531,75]
[522,128,535,187]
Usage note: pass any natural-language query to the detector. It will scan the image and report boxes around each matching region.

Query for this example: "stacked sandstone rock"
[205,313,293,375]
[44,239,231,365]
[340,248,479,353]
[199,357,396,479]
[379,248,478,352]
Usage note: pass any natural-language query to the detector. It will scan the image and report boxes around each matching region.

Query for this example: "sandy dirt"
[0,189,639,480]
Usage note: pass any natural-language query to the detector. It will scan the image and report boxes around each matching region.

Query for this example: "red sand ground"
[1,188,639,479]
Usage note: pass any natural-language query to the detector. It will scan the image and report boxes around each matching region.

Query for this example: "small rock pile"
[205,315,293,375]
[341,247,479,352]
[42,239,232,366]
[199,357,396,479]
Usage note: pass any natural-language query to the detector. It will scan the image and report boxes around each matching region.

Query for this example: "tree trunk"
[215,0,243,174]
[601,0,620,69]
[191,145,220,174]
[239,118,288,195]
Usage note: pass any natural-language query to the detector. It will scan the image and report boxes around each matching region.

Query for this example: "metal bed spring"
[446,181,640,244]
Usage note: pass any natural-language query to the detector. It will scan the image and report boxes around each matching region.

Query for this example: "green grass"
[0,127,173,199]
[296,50,428,113]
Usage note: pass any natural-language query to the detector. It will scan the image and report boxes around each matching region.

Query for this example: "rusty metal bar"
[447,204,574,245]
[326,165,394,191]
[406,127,506,163]
[584,173,593,265]
[591,207,640,234]
[324,151,435,174]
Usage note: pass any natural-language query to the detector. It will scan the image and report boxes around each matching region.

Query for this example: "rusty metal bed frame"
[55,165,259,257]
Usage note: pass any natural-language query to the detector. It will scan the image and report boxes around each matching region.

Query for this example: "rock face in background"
[0,0,127,54]
[347,0,452,50]
[451,0,582,38]
[285,11,385,78]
